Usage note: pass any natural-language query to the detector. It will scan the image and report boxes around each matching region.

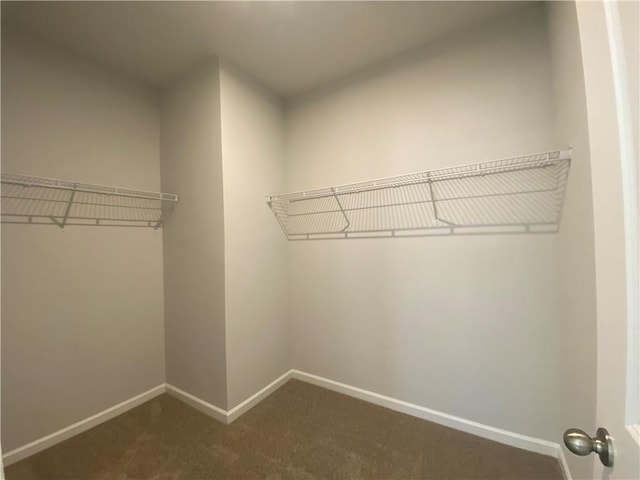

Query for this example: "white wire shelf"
[1,173,178,229]
[267,149,572,240]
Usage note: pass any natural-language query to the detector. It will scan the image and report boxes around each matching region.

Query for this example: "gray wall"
[1,29,165,451]
[546,3,597,479]
[284,5,564,441]
[160,61,228,409]
[219,62,290,408]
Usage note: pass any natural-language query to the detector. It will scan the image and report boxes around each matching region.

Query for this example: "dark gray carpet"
[5,379,563,479]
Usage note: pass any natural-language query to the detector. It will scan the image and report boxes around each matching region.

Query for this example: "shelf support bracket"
[427,174,456,227]
[153,207,170,230]
[333,189,351,232]
[60,188,76,229]
[427,174,439,221]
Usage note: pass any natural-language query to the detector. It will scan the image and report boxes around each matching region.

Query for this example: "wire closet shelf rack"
[267,149,572,240]
[1,173,178,229]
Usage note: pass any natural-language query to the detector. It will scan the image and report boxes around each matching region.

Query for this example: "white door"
[577,1,639,478]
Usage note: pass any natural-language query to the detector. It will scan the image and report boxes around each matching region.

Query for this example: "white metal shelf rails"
[1,173,178,228]
[267,149,572,240]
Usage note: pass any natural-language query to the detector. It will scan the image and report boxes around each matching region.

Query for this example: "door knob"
[563,427,614,467]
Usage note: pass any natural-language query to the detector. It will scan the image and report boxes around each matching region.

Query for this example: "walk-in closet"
[1,1,638,479]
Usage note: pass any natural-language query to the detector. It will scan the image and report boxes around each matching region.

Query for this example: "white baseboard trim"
[291,370,561,458]
[2,384,166,467]
[558,446,573,480]
[165,370,292,425]
[227,370,293,423]
[165,384,227,424]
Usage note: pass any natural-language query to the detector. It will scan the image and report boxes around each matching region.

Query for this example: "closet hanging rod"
[284,186,561,218]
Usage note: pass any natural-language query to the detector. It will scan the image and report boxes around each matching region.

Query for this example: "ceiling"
[2,1,531,97]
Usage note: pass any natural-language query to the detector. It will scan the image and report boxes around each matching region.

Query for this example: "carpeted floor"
[5,380,563,479]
